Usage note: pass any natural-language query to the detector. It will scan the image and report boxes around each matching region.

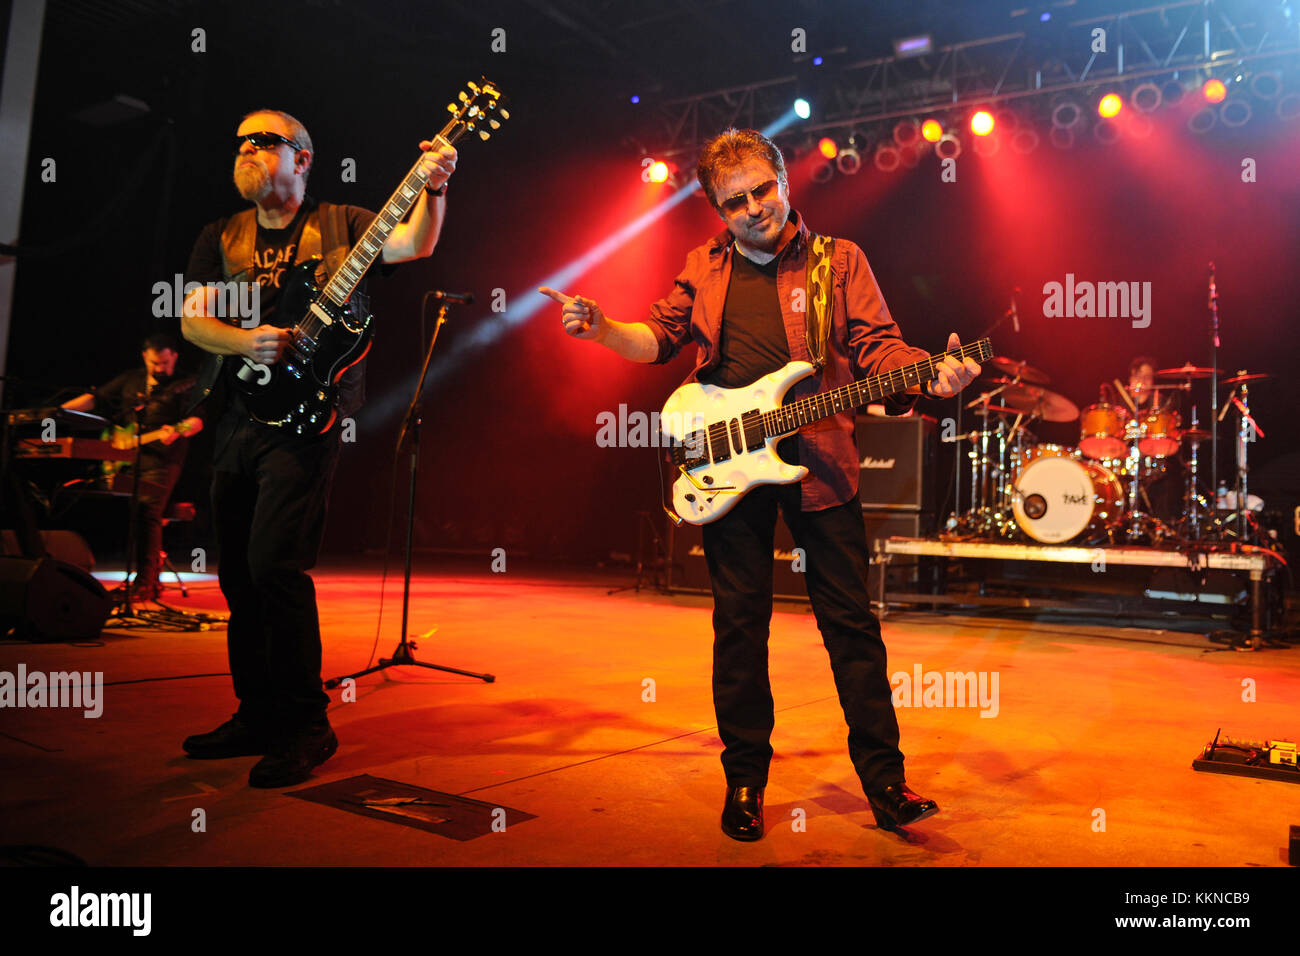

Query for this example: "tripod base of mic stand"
[325,628,494,688]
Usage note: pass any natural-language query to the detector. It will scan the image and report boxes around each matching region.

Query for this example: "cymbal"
[967,403,1024,417]
[985,356,1050,386]
[993,383,1080,423]
[1221,371,1270,386]
[1181,428,1211,444]
[1156,363,1218,379]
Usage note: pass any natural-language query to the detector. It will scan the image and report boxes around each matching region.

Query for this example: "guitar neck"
[319,129,458,308]
[763,338,992,438]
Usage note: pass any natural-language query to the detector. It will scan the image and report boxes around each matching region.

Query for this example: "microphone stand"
[1208,262,1220,531]
[326,294,494,689]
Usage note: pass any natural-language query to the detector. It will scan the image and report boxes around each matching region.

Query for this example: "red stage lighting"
[921,119,943,142]
[818,137,838,159]
[1202,78,1227,103]
[1098,93,1122,118]
[647,160,669,183]
[970,111,994,136]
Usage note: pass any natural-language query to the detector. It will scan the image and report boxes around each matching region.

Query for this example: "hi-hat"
[985,356,1050,385]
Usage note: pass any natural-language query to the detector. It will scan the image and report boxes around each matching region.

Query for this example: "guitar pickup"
[293,329,318,354]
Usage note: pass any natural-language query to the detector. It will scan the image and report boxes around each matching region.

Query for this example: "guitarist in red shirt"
[543,128,980,841]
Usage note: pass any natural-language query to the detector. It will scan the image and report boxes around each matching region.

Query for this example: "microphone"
[430,289,474,305]
[1010,287,1020,332]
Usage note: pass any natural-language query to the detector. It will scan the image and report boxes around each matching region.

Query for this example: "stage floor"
[2,560,1297,867]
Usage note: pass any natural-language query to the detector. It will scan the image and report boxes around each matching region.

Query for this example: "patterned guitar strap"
[805,233,835,369]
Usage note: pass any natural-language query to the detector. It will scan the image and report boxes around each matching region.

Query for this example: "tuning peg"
[467,81,480,92]
[446,103,458,113]
[458,91,468,103]
[478,130,490,140]
[499,108,510,120]
[488,119,500,130]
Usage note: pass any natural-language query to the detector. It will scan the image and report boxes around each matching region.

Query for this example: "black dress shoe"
[866,782,939,831]
[248,722,338,789]
[721,786,764,842]
[183,715,268,759]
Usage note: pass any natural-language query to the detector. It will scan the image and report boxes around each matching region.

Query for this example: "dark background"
[6,0,1299,566]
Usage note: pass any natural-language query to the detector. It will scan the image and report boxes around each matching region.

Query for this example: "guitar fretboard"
[761,340,991,438]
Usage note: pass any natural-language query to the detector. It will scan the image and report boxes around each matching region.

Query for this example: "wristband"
[425,181,446,196]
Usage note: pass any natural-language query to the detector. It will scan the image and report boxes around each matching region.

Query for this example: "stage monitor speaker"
[856,414,936,512]
[1,529,96,572]
[669,510,929,601]
[0,556,111,641]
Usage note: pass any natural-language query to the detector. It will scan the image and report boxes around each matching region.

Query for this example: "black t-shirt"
[701,249,791,389]
[184,196,379,419]
[92,369,197,468]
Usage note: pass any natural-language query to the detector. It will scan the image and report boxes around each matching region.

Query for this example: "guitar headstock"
[443,78,509,145]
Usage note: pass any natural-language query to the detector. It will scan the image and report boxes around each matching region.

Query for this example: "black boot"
[183,714,269,759]
[866,782,939,831]
[721,786,764,842]
[248,721,338,788]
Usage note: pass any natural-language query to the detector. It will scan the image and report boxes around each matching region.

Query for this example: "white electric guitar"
[662,338,992,525]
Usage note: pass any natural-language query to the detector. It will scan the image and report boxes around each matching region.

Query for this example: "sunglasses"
[236,131,301,152]
[718,179,779,216]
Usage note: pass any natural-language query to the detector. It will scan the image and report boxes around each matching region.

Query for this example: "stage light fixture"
[630,95,640,104]
[646,160,669,183]
[1098,93,1123,118]
[1093,118,1120,145]
[994,108,1019,131]
[921,119,943,142]
[1051,100,1081,129]
[813,56,824,66]
[1187,107,1217,133]
[970,110,994,135]
[934,132,961,159]
[899,142,922,168]
[873,143,901,172]
[1010,126,1040,154]
[1049,126,1075,149]
[818,137,838,159]
[1220,99,1252,127]
[1250,72,1281,99]
[1161,78,1187,106]
[1202,78,1227,103]
[893,34,933,58]
[837,143,862,175]
[1277,92,1300,121]
[1130,82,1162,113]
[893,118,921,146]
[811,160,835,183]
[794,98,812,119]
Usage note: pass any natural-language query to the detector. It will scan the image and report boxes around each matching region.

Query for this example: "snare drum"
[1079,403,1130,460]
[1012,454,1125,543]
[1137,408,1181,458]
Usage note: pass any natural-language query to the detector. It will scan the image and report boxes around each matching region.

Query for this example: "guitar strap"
[804,233,835,369]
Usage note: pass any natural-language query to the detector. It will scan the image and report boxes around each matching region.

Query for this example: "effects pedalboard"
[1192,729,1299,784]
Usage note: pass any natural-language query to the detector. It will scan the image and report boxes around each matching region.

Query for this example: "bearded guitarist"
[61,331,204,602]
[178,108,456,788]
[542,128,980,841]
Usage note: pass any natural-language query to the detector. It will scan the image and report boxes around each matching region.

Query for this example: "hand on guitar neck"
[920,332,982,399]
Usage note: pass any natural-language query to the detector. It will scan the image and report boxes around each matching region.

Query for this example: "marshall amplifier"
[667,510,931,602]
[855,413,937,512]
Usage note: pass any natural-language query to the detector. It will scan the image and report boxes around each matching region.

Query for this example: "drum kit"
[948,356,1270,547]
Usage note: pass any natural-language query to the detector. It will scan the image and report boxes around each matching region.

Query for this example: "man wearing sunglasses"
[179,109,456,788]
[542,128,979,841]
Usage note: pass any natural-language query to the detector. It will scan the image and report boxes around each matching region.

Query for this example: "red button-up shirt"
[643,211,929,512]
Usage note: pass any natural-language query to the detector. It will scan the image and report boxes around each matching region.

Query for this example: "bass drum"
[1012,454,1125,544]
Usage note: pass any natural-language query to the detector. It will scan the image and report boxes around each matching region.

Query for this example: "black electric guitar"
[231,79,508,433]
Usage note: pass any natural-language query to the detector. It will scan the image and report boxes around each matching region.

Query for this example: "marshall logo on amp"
[861,456,897,469]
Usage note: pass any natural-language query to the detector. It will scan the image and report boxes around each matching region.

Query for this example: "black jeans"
[210,412,340,733]
[701,480,905,794]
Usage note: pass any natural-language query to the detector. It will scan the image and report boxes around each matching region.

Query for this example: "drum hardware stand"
[1215,380,1264,546]
[1208,262,1221,520]
[1177,407,1214,542]
[326,293,495,691]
